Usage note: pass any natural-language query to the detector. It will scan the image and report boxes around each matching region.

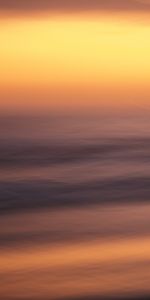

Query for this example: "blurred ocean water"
[1,113,150,300]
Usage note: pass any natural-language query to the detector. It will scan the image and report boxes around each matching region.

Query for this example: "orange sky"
[0,11,150,114]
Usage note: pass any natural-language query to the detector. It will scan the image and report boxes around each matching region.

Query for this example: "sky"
[0,0,150,114]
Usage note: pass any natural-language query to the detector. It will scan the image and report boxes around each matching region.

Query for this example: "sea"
[0,112,150,300]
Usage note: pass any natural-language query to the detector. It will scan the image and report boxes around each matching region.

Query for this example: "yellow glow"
[0,13,150,111]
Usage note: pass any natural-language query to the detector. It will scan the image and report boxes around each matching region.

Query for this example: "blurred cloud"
[0,0,150,12]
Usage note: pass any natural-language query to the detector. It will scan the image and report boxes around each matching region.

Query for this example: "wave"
[1,116,150,299]
[0,137,150,168]
[0,176,150,213]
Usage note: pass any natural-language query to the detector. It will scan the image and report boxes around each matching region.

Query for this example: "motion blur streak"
[1,204,150,299]
[1,115,150,299]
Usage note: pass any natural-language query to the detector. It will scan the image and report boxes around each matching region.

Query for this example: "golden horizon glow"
[1,12,150,112]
